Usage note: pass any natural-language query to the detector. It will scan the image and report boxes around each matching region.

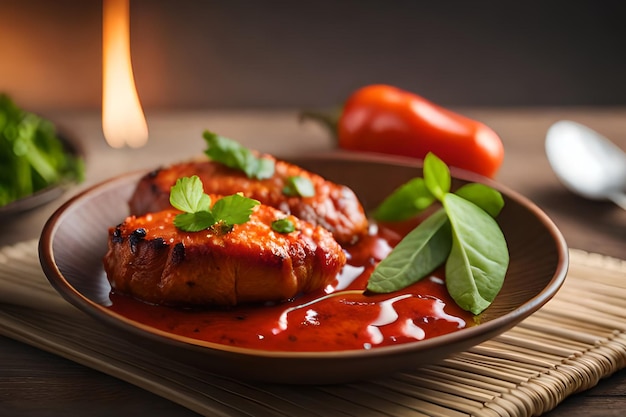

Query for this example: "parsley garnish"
[282,176,315,197]
[203,131,275,179]
[169,175,260,233]
[271,218,296,233]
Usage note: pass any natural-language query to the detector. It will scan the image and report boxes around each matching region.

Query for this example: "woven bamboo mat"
[0,239,625,417]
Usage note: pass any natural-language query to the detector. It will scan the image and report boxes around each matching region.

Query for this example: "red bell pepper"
[336,85,504,178]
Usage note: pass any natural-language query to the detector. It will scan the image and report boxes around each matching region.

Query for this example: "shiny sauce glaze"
[107,220,476,352]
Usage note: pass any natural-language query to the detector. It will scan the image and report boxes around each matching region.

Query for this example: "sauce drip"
[107,221,475,352]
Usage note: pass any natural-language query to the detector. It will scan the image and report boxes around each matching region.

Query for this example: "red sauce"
[107,221,476,352]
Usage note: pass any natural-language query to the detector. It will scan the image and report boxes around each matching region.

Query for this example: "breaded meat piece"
[103,200,346,307]
[128,157,368,245]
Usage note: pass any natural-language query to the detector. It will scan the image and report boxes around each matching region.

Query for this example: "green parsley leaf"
[169,176,259,233]
[173,211,216,232]
[272,218,296,233]
[211,193,260,226]
[202,131,275,179]
[283,176,315,198]
[170,176,211,213]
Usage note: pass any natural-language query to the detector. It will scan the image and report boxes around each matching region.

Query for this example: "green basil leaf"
[169,175,211,213]
[373,177,436,222]
[283,176,316,198]
[272,218,296,233]
[454,183,504,218]
[203,131,275,179]
[211,193,260,226]
[367,209,452,293]
[423,152,451,200]
[443,193,509,314]
[173,211,216,232]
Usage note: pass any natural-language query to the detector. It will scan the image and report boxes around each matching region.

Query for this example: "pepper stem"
[298,107,341,140]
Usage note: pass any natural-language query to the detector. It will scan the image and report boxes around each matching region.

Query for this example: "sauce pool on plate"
[107,221,476,352]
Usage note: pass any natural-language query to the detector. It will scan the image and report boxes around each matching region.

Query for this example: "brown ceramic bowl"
[39,152,568,384]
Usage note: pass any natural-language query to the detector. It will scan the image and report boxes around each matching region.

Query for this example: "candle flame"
[102,0,148,148]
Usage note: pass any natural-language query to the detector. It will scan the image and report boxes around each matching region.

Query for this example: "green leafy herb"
[169,175,210,214]
[174,211,216,233]
[373,177,435,222]
[0,93,84,206]
[423,152,451,200]
[170,175,260,233]
[367,209,451,293]
[454,183,504,218]
[271,218,296,233]
[211,193,260,226]
[203,131,275,179]
[443,193,509,314]
[283,176,315,198]
[367,152,509,314]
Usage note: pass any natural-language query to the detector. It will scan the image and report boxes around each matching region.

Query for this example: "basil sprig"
[373,178,435,222]
[367,153,509,315]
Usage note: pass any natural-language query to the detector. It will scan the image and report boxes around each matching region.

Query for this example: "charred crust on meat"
[150,237,167,250]
[129,228,147,254]
[147,169,163,194]
[147,168,161,178]
[126,159,368,245]
[171,242,185,265]
[105,191,348,307]
[112,225,124,243]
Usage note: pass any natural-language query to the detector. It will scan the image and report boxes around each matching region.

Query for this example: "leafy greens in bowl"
[0,93,84,214]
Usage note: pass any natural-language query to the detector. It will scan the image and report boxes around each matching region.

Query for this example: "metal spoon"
[545,120,626,210]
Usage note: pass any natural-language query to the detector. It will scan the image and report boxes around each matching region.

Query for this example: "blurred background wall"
[1,0,626,112]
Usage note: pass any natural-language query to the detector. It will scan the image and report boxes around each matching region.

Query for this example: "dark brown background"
[1,0,626,112]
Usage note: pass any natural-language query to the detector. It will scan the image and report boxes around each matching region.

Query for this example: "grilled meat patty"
[103,201,346,307]
[128,157,368,245]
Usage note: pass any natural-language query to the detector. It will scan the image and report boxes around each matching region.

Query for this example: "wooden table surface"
[1,108,624,416]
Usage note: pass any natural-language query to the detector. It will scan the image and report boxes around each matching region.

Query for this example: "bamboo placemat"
[0,240,625,417]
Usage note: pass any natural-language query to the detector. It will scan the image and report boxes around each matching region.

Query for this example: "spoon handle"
[608,192,626,211]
